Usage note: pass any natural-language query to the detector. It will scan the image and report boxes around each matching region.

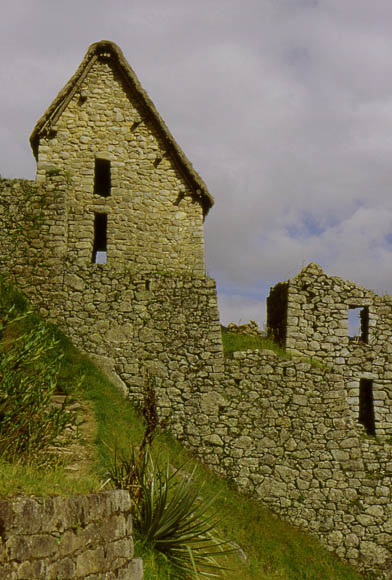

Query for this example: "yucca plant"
[138,455,230,578]
[108,376,232,578]
[110,447,231,579]
[108,445,148,506]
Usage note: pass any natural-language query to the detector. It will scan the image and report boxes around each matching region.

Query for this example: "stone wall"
[267,263,392,439]
[3,174,392,576]
[268,263,392,374]
[0,175,224,423]
[0,490,143,579]
[45,265,224,424]
[173,350,392,579]
[2,175,392,576]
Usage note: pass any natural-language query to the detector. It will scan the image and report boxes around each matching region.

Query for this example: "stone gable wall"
[0,491,143,579]
[35,56,206,276]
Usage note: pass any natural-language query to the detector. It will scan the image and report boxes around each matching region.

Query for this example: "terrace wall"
[0,491,143,579]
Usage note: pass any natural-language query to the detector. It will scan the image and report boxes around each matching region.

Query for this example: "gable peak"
[30,40,214,215]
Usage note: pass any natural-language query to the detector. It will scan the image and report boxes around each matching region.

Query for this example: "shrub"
[0,305,80,463]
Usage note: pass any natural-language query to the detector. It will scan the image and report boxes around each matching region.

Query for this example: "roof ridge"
[30,40,214,216]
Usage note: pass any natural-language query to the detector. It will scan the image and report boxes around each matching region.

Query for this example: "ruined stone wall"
[35,56,206,276]
[3,176,392,576]
[0,490,143,579]
[175,350,392,579]
[273,263,392,374]
[267,263,392,438]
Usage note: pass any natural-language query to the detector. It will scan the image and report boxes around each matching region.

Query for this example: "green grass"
[0,280,367,579]
[221,329,289,358]
[221,330,329,371]
[0,459,101,497]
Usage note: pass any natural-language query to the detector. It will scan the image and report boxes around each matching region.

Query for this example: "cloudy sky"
[2,0,392,327]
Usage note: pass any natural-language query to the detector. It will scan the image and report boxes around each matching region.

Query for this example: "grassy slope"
[0,286,368,580]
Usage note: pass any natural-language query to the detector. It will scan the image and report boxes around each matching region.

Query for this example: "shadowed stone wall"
[0,491,143,579]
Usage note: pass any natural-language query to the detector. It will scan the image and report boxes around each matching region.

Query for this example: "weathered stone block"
[16,559,44,579]
[46,557,76,580]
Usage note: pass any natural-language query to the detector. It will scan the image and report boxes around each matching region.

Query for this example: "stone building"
[30,39,213,275]
[0,40,224,408]
[267,262,392,438]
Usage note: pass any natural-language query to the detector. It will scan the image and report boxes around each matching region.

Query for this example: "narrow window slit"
[359,378,375,435]
[92,213,107,264]
[94,158,111,197]
[145,280,150,291]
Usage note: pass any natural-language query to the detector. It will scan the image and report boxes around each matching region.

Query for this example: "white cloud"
[217,293,266,328]
[1,0,392,322]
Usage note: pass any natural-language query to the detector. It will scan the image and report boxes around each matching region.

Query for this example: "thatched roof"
[30,40,214,215]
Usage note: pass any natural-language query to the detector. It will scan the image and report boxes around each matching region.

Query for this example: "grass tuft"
[221,330,289,358]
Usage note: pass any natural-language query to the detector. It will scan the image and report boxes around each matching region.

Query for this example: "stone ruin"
[1,40,392,578]
[267,262,392,439]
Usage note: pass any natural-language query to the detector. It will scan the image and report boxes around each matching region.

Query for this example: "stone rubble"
[226,320,263,336]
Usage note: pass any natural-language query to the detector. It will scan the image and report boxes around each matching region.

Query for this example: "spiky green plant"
[108,375,231,578]
[109,447,231,579]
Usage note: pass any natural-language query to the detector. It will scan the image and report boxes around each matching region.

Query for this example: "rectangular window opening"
[266,282,289,347]
[92,213,107,264]
[94,158,111,197]
[348,306,369,343]
[359,378,375,435]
